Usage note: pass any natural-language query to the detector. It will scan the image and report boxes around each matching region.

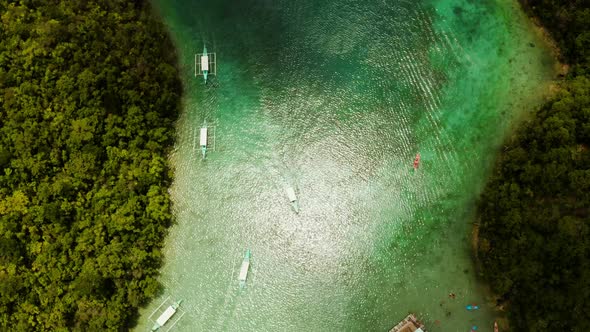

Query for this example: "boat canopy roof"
[238,261,249,281]
[200,127,208,146]
[286,187,297,202]
[156,306,177,326]
[201,55,209,71]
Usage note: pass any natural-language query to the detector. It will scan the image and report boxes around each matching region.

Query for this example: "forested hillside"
[478,1,590,331]
[0,0,181,330]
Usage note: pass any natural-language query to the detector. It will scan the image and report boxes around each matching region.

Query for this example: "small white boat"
[195,44,216,83]
[238,249,251,288]
[151,300,182,331]
[285,186,299,213]
[200,121,208,159]
[201,45,209,83]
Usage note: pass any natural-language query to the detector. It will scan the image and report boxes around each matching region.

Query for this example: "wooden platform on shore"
[389,314,426,332]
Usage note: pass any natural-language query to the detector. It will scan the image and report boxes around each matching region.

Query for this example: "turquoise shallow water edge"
[137,0,555,331]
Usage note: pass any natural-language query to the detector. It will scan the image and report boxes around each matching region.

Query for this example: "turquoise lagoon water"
[137,0,555,331]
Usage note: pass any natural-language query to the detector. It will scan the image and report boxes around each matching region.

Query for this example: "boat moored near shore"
[151,300,183,331]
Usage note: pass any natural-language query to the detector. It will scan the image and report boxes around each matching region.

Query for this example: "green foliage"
[480,2,590,330]
[0,0,181,330]
[521,0,590,73]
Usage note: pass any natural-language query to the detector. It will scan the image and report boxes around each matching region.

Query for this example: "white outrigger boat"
[200,121,208,159]
[195,44,216,84]
[238,249,251,289]
[151,300,182,331]
[201,45,209,83]
[285,186,299,213]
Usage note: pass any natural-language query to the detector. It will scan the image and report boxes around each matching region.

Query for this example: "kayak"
[494,321,499,332]
[466,304,479,310]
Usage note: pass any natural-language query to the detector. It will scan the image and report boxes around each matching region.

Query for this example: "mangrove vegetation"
[478,1,590,330]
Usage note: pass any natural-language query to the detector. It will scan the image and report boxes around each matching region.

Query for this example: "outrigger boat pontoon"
[285,186,299,213]
[151,300,183,331]
[239,249,251,288]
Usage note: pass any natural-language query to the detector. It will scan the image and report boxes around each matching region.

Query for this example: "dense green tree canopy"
[0,0,181,330]
[521,0,590,74]
[478,1,590,331]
